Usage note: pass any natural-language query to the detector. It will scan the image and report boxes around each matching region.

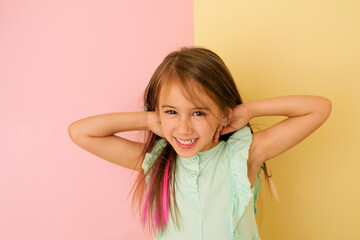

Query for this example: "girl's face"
[158,83,228,158]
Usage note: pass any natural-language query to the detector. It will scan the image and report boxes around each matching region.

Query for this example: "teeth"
[176,138,197,145]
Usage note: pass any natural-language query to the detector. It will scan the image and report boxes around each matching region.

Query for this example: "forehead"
[158,79,217,110]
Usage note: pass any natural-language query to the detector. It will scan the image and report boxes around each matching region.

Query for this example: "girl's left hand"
[147,111,165,138]
[213,103,252,142]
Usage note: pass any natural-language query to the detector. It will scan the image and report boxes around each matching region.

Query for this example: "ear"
[222,107,233,125]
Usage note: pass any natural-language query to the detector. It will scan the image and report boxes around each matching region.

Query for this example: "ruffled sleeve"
[227,126,254,231]
[141,138,167,174]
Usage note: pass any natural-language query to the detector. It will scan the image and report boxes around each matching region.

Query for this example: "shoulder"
[227,126,262,175]
[226,126,261,169]
[226,126,253,153]
[225,126,253,168]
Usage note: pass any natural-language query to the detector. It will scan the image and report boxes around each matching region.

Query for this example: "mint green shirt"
[142,126,262,240]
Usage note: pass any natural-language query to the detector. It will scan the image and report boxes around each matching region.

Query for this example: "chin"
[172,148,197,159]
[181,151,195,157]
[177,152,197,159]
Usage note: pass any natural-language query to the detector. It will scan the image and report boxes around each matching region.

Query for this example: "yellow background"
[194,0,359,239]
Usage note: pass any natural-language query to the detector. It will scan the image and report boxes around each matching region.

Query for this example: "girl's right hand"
[147,111,165,138]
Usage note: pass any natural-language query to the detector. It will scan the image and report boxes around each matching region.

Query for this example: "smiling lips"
[174,137,198,149]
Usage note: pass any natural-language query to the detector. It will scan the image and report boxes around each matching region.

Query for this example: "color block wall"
[1,0,359,239]
[0,1,193,239]
[194,0,359,239]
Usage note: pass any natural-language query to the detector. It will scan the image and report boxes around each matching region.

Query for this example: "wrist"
[146,111,157,131]
[246,101,255,119]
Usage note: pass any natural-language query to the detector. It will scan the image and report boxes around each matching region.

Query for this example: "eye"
[165,110,177,115]
[193,111,206,116]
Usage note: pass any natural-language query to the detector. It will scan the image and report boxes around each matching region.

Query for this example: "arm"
[222,95,332,167]
[68,111,162,171]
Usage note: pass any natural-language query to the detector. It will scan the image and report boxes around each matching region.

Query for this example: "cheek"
[193,121,214,134]
[203,121,219,136]
[205,125,217,136]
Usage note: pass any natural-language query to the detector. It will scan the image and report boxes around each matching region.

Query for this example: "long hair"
[130,46,276,235]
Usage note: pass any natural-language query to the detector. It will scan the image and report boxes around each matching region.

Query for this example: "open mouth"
[175,137,197,145]
[174,137,198,149]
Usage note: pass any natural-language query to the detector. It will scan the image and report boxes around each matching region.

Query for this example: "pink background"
[0,0,193,239]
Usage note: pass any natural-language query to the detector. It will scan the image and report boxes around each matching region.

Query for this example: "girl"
[68,47,332,240]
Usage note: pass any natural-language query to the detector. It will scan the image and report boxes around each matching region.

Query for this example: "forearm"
[247,95,332,118]
[68,111,153,137]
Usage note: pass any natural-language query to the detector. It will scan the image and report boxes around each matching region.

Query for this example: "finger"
[220,126,236,136]
[213,124,222,143]
[213,126,220,143]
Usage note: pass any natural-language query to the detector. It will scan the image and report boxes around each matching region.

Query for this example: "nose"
[177,117,192,135]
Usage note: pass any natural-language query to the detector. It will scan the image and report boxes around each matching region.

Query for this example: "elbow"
[68,123,82,142]
[68,124,76,142]
[322,97,332,118]
[316,97,332,120]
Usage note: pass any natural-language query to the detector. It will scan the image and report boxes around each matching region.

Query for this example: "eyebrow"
[161,105,210,111]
